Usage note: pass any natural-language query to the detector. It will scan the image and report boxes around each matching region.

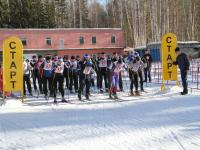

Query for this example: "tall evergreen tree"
[0,0,9,27]
[54,0,67,28]
[38,1,49,28]
[75,0,89,28]
[20,0,32,28]
[45,0,56,28]
[9,0,22,28]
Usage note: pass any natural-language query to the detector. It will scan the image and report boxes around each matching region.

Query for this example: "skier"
[172,47,190,95]
[98,52,108,93]
[23,58,32,97]
[69,56,78,93]
[135,52,145,92]
[118,56,124,91]
[41,55,54,99]
[142,50,153,82]
[107,55,113,90]
[109,59,123,99]
[127,53,141,96]
[91,54,99,92]
[63,55,70,89]
[78,54,95,100]
[76,55,82,89]
[52,58,67,103]
[30,55,44,94]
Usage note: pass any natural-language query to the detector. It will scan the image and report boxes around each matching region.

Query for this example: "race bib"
[44,62,52,70]
[23,62,27,70]
[83,66,92,75]
[55,65,64,73]
[114,68,119,73]
[99,59,107,68]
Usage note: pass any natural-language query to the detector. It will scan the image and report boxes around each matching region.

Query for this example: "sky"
[89,0,107,5]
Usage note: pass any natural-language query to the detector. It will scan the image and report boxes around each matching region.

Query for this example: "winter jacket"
[173,53,190,71]
[142,54,153,68]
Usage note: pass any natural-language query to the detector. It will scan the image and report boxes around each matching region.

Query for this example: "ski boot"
[78,94,82,101]
[130,91,134,96]
[109,91,113,99]
[141,88,144,92]
[70,90,74,94]
[181,89,188,95]
[100,89,104,93]
[85,95,90,100]
[23,94,26,99]
[54,97,58,104]
[45,94,48,100]
[61,97,68,103]
[135,90,140,96]
[113,93,118,99]
[29,92,33,96]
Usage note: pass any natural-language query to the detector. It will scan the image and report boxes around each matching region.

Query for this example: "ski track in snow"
[0,84,200,150]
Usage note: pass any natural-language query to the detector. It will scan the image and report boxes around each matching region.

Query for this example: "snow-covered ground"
[0,84,200,150]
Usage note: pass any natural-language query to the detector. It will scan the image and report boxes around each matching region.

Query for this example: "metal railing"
[150,59,200,90]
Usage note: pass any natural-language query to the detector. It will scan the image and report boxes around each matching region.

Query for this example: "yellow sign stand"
[161,33,179,91]
[3,37,24,102]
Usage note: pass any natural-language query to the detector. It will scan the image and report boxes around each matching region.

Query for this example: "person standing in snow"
[69,56,78,93]
[30,55,44,94]
[135,52,145,92]
[172,47,190,95]
[78,54,95,100]
[52,58,67,103]
[142,50,153,83]
[112,52,124,91]
[63,55,70,89]
[107,55,113,90]
[23,59,32,97]
[41,56,54,99]
[98,52,109,93]
[109,59,123,99]
[127,53,141,96]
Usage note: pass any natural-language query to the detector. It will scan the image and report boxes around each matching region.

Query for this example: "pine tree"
[45,0,56,28]
[28,0,41,27]
[0,0,9,27]
[29,0,49,28]
[54,0,68,28]
[20,0,32,28]
[8,0,22,28]
[75,0,89,28]
[39,1,49,28]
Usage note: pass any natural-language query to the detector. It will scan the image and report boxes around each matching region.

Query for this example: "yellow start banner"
[3,37,23,92]
[161,33,178,81]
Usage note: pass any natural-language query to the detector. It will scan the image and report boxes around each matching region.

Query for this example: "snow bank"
[0,84,200,150]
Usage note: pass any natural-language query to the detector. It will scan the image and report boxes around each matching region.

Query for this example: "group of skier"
[23,50,153,103]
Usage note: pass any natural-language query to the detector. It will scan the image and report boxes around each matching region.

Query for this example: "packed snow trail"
[0,85,200,150]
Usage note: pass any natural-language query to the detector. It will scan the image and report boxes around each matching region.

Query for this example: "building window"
[46,37,52,45]
[60,39,64,49]
[21,38,27,46]
[80,36,84,44]
[111,36,116,44]
[92,36,96,44]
